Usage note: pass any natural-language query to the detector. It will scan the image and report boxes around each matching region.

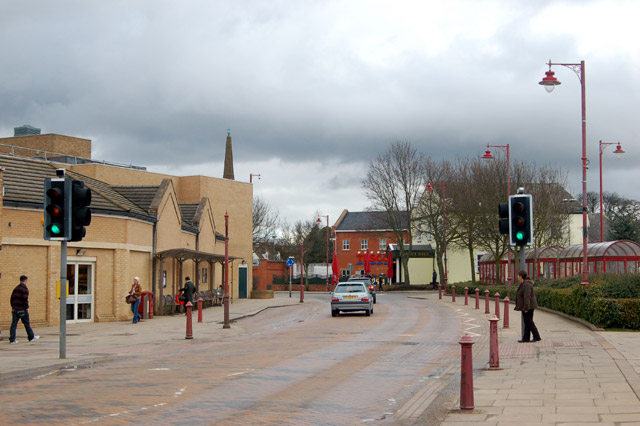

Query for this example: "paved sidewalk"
[431,291,640,425]
[0,293,304,382]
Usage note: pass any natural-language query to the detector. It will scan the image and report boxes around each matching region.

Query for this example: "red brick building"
[333,210,409,282]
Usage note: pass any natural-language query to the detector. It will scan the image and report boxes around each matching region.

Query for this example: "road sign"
[286,257,295,267]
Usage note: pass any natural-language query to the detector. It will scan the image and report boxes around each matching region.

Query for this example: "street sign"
[286,257,295,267]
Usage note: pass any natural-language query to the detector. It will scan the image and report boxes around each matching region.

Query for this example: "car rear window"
[335,284,366,293]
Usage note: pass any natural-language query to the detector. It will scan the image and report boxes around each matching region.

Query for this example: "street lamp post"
[223,211,230,329]
[599,141,625,242]
[482,144,513,288]
[539,59,590,286]
[426,181,448,286]
[250,173,261,184]
[317,215,330,291]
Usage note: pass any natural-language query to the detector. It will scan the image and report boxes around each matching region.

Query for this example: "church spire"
[223,129,234,180]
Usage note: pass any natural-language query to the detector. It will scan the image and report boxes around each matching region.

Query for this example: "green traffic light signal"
[516,231,524,240]
[50,224,62,234]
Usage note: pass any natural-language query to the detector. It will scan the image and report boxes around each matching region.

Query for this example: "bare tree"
[252,196,280,253]
[362,141,425,285]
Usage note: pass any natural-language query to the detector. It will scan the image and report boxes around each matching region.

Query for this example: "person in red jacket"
[9,275,39,344]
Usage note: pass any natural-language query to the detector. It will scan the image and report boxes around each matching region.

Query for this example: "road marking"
[227,368,255,377]
[148,368,171,371]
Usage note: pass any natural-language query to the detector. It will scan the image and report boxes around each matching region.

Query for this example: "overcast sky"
[1,0,638,228]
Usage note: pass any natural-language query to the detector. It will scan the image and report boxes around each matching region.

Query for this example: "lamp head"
[539,62,561,93]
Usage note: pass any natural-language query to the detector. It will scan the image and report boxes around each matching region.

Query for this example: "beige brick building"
[0,133,252,328]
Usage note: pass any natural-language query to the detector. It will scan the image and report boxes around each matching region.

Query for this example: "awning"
[156,248,242,263]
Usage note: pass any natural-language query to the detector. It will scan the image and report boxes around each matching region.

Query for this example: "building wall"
[335,230,402,278]
[0,134,91,158]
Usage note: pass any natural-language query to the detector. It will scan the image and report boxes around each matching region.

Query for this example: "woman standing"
[130,277,142,324]
[515,270,541,343]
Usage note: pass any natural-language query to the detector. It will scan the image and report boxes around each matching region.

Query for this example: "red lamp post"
[482,144,513,287]
[599,141,625,242]
[249,173,261,184]
[317,215,330,291]
[223,211,230,329]
[426,181,448,285]
[539,59,589,286]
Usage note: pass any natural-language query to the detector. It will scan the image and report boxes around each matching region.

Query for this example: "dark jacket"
[515,279,538,312]
[10,282,29,310]
[180,280,196,303]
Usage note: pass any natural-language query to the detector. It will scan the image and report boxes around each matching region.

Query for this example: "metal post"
[484,289,490,314]
[459,333,475,410]
[198,297,203,323]
[494,292,501,319]
[489,315,500,370]
[59,241,67,359]
[143,293,149,319]
[503,296,510,328]
[185,302,193,339]
[223,212,230,329]
[300,243,305,303]
[475,288,480,309]
[464,287,469,306]
[288,264,292,298]
[451,285,456,302]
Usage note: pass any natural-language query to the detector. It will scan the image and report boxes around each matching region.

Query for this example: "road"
[1,293,477,425]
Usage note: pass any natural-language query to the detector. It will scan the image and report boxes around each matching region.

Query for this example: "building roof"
[0,155,155,222]
[335,211,408,232]
[114,186,160,212]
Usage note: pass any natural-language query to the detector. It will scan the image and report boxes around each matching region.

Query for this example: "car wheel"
[365,308,371,316]
[331,309,338,317]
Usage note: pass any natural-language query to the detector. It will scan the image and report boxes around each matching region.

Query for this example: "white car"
[331,282,373,317]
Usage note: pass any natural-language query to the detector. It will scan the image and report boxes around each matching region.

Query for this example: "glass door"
[66,263,94,322]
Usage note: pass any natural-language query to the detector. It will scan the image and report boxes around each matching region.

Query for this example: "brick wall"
[0,134,91,158]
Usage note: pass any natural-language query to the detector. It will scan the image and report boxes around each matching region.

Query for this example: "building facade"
[0,132,252,328]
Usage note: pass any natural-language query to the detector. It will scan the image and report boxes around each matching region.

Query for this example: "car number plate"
[344,295,357,300]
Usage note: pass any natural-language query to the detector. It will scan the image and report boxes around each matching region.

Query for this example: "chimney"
[223,129,235,180]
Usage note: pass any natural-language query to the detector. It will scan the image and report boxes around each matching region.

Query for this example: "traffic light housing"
[509,194,533,246]
[70,180,92,242]
[498,202,509,235]
[44,178,72,240]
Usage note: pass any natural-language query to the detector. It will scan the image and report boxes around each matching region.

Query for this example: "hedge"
[450,274,640,330]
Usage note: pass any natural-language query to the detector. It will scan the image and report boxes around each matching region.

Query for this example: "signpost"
[286,256,295,297]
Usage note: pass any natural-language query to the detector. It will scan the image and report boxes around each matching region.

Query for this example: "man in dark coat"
[9,275,39,344]
[514,270,541,343]
[180,277,196,313]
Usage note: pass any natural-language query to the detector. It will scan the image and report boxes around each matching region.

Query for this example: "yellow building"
[0,132,252,328]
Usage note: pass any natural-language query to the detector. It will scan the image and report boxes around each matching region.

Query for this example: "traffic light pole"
[59,241,67,359]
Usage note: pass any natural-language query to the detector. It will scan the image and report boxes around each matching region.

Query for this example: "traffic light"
[70,180,92,242]
[509,194,533,246]
[498,202,509,235]
[44,178,72,240]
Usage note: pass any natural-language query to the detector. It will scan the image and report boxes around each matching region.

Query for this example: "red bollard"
[198,297,203,323]
[494,292,501,319]
[459,333,475,410]
[438,283,442,299]
[484,289,490,314]
[185,302,193,340]
[464,287,469,305]
[475,288,480,309]
[451,285,456,302]
[489,315,500,370]
[503,296,510,328]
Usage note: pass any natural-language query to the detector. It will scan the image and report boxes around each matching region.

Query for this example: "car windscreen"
[334,284,366,293]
